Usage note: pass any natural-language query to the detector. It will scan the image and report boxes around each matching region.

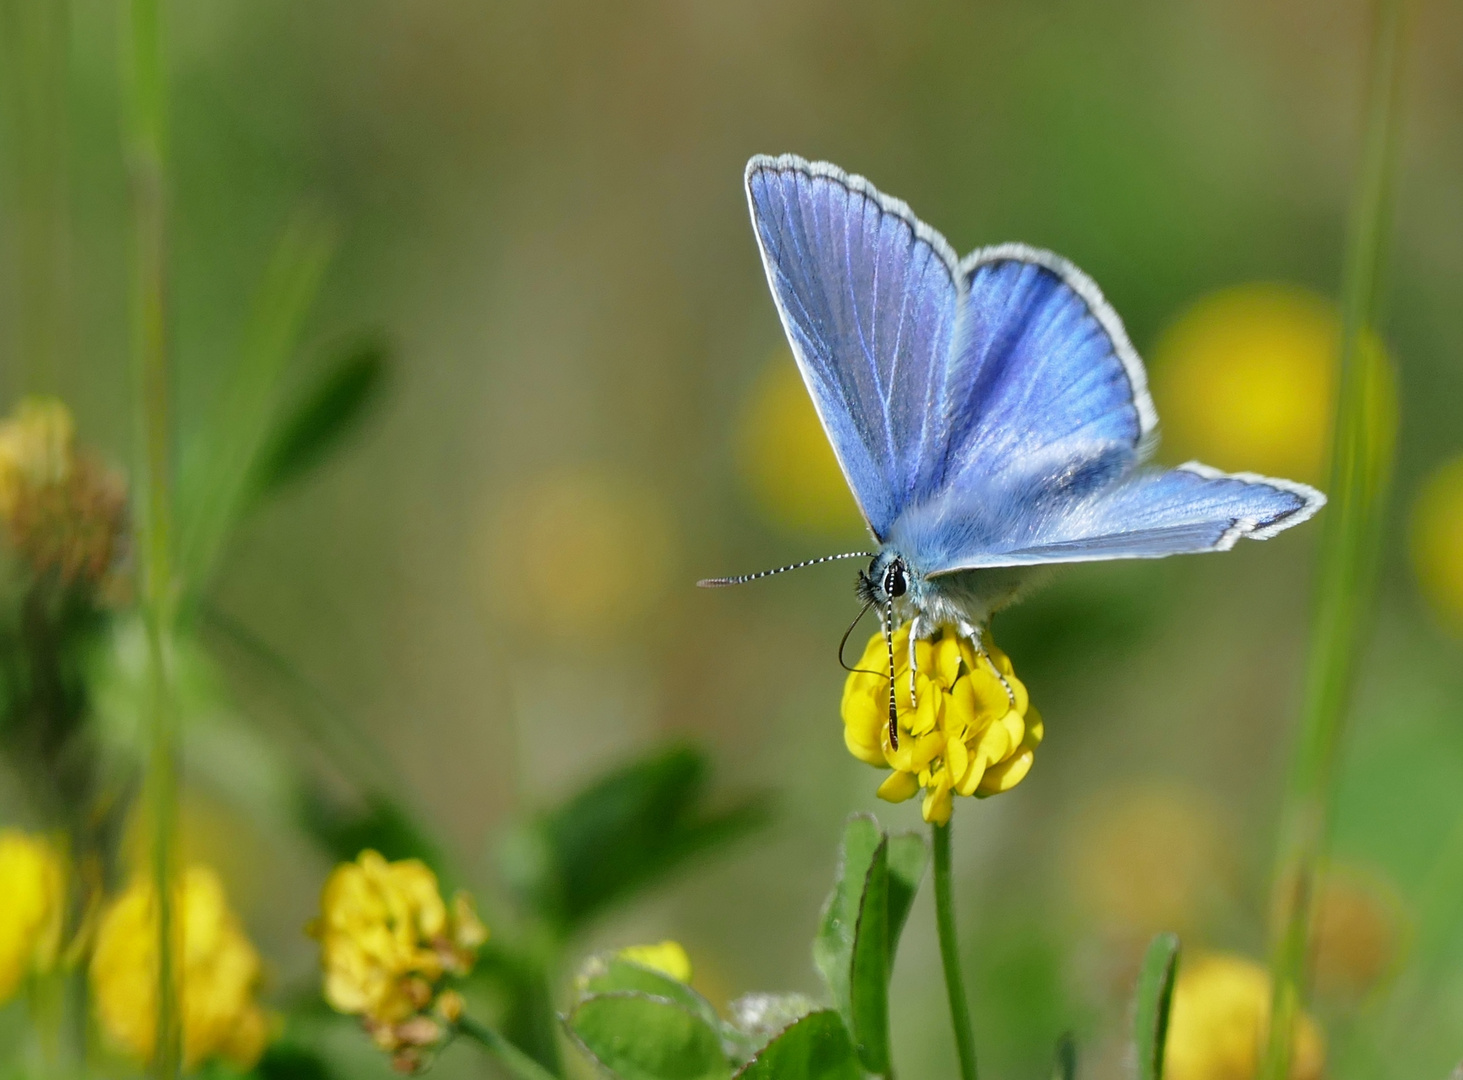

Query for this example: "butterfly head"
[857,551,911,607]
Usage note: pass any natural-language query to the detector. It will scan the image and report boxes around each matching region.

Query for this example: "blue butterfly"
[701,154,1325,746]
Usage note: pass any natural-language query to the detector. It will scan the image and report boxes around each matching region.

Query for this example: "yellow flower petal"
[0,831,65,1004]
[931,634,963,688]
[977,748,1034,797]
[844,721,888,767]
[922,778,954,826]
[946,735,970,784]
[877,771,920,803]
[1022,706,1045,750]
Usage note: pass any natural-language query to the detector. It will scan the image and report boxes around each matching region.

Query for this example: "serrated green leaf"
[577,956,720,1032]
[503,744,769,933]
[1133,932,1181,1080]
[885,831,928,959]
[247,334,389,505]
[813,814,892,1076]
[725,993,820,1063]
[733,1010,861,1080]
[568,992,730,1080]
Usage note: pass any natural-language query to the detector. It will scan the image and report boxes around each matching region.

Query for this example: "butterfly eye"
[884,563,907,598]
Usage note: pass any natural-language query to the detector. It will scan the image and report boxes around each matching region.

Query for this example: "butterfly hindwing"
[892,462,1324,571]
[746,155,962,539]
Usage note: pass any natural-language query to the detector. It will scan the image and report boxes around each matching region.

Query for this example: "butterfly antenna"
[838,600,883,676]
[696,551,873,588]
[884,598,899,751]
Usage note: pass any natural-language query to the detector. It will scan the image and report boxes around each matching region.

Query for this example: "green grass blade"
[1260,1,1409,1075]
[176,210,335,601]
[1133,933,1180,1080]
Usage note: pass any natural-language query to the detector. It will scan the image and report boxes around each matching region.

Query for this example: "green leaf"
[568,992,731,1080]
[247,334,389,505]
[577,955,721,1032]
[733,1011,861,1080]
[297,784,446,875]
[725,993,820,1063]
[178,210,335,598]
[1133,932,1181,1080]
[813,814,892,1076]
[885,831,928,958]
[1052,1032,1077,1080]
[501,744,769,933]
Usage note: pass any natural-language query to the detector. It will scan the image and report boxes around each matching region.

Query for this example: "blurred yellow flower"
[90,865,270,1071]
[842,623,1040,825]
[0,397,74,513]
[1410,455,1463,633]
[311,850,486,1070]
[1066,785,1233,942]
[487,467,677,639]
[736,351,865,536]
[1310,868,1402,1002]
[617,940,693,983]
[1164,952,1323,1080]
[0,396,127,584]
[0,830,66,1003]
[1153,284,1336,485]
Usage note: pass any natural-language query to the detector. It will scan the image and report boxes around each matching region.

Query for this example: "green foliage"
[1133,932,1181,1080]
[499,744,769,935]
[813,814,927,1078]
[177,211,336,599]
[734,1011,861,1080]
[577,956,723,1033]
[247,1043,337,1080]
[247,334,390,505]
[1051,1033,1077,1080]
[567,993,731,1080]
[296,785,446,872]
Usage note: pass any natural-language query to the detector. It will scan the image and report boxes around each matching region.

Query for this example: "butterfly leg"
[907,614,926,709]
[960,621,1017,708]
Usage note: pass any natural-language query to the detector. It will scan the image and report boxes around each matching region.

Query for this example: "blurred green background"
[1,0,1461,1077]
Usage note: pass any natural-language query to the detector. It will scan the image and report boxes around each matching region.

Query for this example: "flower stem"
[456,1016,561,1080]
[933,822,977,1080]
[1260,0,1408,1076]
[120,0,180,1075]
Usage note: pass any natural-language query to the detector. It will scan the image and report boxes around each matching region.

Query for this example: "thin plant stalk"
[1260,0,1408,1075]
[0,0,72,391]
[932,822,977,1080]
[456,1016,561,1080]
[120,0,181,1075]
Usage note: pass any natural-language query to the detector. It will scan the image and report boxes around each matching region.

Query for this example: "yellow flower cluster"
[90,865,270,1071]
[0,396,127,585]
[0,830,66,1004]
[311,850,487,1071]
[842,623,1041,825]
[1164,952,1324,1080]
